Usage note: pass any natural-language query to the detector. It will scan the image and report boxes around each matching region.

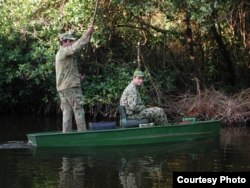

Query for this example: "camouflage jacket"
[55,35,90,91]
[120,81,145,115]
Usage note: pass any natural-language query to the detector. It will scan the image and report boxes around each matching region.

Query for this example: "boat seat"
[118,105,149,128]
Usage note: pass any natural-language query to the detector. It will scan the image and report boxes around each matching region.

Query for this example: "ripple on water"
[0,141,32,149]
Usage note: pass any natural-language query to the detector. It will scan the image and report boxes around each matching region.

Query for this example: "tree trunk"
[211,7,236,86]
[185,10,195,61]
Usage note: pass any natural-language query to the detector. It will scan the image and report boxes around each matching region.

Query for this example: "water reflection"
[32,138,220,188]
[219,127,250,171]
[59,157,85,188]
[119,158,139,188]
[119,157,163,188]
[56,154,166,188]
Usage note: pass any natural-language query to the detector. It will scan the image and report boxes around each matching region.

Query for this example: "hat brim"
[60,37,76,41]
[134,75,144,77]
[67,37,76,41]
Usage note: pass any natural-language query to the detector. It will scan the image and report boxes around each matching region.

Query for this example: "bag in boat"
[88,121,116,130]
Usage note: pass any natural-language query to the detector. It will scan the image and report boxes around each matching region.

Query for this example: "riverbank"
[1,88,250,127]
[165,88,250,126]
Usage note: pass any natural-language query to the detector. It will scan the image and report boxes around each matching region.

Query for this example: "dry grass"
[165,88,250,126]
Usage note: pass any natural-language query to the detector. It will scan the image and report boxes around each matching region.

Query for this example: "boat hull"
[27,120,221,148]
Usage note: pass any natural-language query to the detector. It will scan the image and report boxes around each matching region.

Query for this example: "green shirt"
[55,35,90,91]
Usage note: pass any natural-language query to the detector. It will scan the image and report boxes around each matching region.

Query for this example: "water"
[0,117,250,188]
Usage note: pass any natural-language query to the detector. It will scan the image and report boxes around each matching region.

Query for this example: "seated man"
[120,69,168,125]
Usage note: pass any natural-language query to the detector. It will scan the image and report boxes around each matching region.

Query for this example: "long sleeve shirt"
[55,34,90,91]
[120,81,145,115]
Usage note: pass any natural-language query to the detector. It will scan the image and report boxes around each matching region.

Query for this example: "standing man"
[120,69,168,125]
[55,26,94,132]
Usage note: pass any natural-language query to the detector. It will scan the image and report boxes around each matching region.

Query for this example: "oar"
[91,0,99,26]
[80,0,99,79]
[85,0,99,51]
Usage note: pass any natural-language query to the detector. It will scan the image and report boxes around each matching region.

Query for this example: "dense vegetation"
[0,0,249,124]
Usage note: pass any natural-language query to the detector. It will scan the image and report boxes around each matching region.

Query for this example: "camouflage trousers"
[58,87,86,132]
[128,107,168,125]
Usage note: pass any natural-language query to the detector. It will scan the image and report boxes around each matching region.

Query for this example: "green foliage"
[0,0,249,115]
[83,64,131,106]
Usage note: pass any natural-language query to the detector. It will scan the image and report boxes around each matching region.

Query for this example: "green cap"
[59,33,76,41]
[133,69,144,77]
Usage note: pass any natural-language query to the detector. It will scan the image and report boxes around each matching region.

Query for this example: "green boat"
[27,120,220,148]
[27,106,221,148]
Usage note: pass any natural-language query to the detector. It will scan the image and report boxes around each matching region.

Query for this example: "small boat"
[27,106,221,148]
[27,120,220,148]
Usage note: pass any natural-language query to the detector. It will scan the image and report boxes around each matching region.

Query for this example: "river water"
[0,116,250,188]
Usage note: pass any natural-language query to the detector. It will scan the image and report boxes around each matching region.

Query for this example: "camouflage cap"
[133,69,144,77]
[59,33,76,41]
